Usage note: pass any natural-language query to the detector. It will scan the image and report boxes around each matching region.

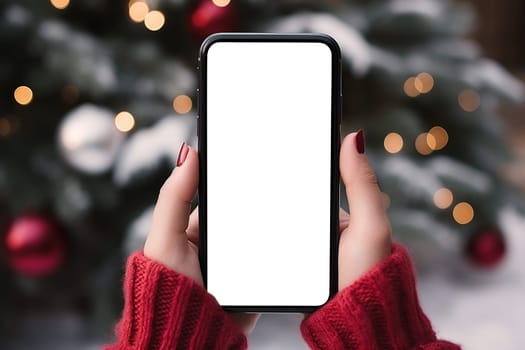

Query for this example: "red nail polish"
[355,130,365,154]
[176,142,189,167]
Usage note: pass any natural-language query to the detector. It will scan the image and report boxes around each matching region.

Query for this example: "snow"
[419,207,525,349]
[267,13,372,76]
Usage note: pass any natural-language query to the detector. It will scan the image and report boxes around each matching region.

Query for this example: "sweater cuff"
[108,252,247,350]
[301,244,440,350]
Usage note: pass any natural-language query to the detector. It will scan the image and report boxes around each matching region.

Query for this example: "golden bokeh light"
[433,188,453,209]
[415,132,433,155]
[50,0,70,10]
[144,10,165,31]
[403,77,421,97]
[115,111,136,132]
[458,89,480,112]
[173,95,193,114]
[453,202,474,224]
[384,132,404,154]
[427,126,448,150]
[212,0,231,7]
[129,1,149,23]
[14,86,33,105]
[416,72,434,93]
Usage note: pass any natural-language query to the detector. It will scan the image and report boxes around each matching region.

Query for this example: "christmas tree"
[0,0,523,348]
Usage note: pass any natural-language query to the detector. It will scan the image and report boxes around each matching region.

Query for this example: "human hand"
[143,143,259,334]
[338,131,392,290]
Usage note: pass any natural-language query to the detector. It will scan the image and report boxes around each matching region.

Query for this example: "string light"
[129,1,149,23]
[144,10,165,31]
[115,111,136,132]
[433,188,453,209]
[415,132,433,155]
[50,0,70,10]
[403,77,421,97]
[453,202,474,224]
[212,0,231,6]
[404,73,435,97]
[14,86,33,105]
[458,89,480,112]
[384,132,404,154]
[173,95,193,114]
[427,126,448,150]
[416,72,434,93]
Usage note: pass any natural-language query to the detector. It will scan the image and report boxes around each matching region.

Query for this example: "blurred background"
[1,0,525,348]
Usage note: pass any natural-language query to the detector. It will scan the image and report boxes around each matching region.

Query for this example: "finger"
[186,207,199,245]
[340,131,388,234]
[338,131,391,289]
[146,144,198,252]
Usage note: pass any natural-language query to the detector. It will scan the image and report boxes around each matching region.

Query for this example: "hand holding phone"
[143,33,391,316]
[142,132,391,335]
[143,144,260,334]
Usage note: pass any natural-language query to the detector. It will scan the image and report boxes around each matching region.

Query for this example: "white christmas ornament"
[58,104,124,174]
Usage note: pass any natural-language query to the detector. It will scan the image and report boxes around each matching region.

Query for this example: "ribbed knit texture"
[300,244,461,350]
[105,245,460,349]
[104,252,247,350]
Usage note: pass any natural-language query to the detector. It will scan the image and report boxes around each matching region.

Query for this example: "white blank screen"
[206,41,332,306]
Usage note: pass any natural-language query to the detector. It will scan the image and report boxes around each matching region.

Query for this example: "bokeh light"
[403,77,421,97]
[416,72,434,93]
[129,1,149,23]
[433,188,453,209]
[458,89,480,112]
[212,0,231,7]
[14,86,33,105]
[427,126,448,150]
[115,111,136,132]
[173,95,193,114]
[384,132,404,153]
[144,10,165,31]
[50,0,70,10]
[415,132,433,155]
[453,202,474,224]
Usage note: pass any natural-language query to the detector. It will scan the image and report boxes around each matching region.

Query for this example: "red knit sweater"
[105,244,460,349]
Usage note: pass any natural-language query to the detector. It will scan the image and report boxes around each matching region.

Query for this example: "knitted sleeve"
[104,252,247,350]
[301,244,461,350]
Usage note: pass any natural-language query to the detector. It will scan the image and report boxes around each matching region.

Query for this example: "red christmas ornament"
[3,214,66,277]
[189,0,237,41]
[465,228,506,268]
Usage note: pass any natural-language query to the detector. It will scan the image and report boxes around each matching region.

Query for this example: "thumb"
[145,143,198,257]
[340,131,388,233]
[338,131,391,289]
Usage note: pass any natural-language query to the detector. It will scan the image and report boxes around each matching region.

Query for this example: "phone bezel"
[198,33,341,312]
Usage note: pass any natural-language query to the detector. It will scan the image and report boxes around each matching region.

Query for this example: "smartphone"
[198,33,341,312]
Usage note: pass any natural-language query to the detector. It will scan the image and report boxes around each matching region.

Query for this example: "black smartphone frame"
[198,33,341,312]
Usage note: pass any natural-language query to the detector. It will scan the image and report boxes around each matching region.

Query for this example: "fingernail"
[355,129,365,154]
[176,142,189,167]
